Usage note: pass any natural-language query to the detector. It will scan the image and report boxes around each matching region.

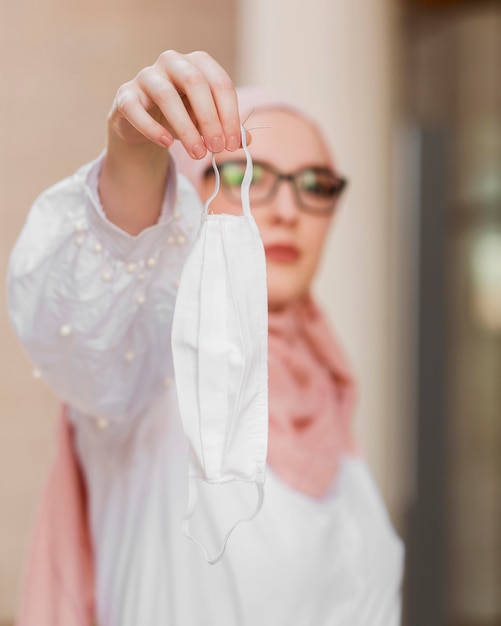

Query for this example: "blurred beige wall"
[0,1,236,620]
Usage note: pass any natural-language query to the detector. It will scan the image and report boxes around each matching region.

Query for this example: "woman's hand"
[101,50,242,235]
[108,50,242,159]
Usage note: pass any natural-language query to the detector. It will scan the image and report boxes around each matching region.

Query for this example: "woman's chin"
[266,264,312,311]
[267,285,308,312]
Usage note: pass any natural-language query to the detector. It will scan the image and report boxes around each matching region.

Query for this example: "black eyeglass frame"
[204,159,348,215]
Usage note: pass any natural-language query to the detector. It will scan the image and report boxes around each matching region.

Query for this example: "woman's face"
[201,109,338,311]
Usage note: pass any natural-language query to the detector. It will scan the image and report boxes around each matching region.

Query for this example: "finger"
[114,87,174,148]
[182,96,253,149]
[156,52,226,154]
[136,69,208,159]
[188,51,241,152]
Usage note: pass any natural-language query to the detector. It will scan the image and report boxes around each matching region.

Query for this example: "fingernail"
[209,136,225,153]
[192,143,206,159]
[226,135,240,151]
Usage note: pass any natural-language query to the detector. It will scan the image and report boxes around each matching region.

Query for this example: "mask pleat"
[219,219,248,476]
[197,219,229,480]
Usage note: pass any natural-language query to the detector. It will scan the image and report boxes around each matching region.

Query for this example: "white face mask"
[171,126,268,564]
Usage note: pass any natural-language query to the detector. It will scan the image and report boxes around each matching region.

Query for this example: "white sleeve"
[361,576,403,626]
[7,153,202,422]
[344,459,405,626]
[359,502,405,626]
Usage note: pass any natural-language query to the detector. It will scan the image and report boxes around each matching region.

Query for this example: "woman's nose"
[268,180,299,224]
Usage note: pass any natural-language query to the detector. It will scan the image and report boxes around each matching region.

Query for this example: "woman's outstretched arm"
[7,50,241,424]
[100,50,242,235]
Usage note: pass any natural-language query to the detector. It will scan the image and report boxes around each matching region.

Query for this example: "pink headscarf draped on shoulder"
[16,87,358,626]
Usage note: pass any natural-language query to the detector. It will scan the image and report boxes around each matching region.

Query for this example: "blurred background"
[0,0,499,624]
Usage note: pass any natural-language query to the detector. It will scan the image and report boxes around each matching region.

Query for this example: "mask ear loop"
[203,154,220,215]
[182,480,265,565]
[240,124,270,226]
[181,123,266,565]
[204,123,259,218]
[239,125,253,219]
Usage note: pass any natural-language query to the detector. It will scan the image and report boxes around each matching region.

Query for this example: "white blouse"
[8,155,404,626]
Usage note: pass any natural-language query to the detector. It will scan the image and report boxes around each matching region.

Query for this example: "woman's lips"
[264,244,300,263]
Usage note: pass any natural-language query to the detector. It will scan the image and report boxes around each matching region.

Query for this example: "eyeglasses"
[204,159,348,215]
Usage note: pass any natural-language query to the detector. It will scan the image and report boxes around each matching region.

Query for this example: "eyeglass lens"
[217,160,344,213]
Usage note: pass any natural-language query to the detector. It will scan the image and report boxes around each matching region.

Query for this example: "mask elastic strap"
[239,125,253,219]
[203,156,220,215]
[182,475,265,565]
[203,125,253,219]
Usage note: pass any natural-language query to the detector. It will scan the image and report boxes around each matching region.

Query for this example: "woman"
[8,50,403,625]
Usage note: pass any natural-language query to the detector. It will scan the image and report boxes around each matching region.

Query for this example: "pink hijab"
[16,87,358,626]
